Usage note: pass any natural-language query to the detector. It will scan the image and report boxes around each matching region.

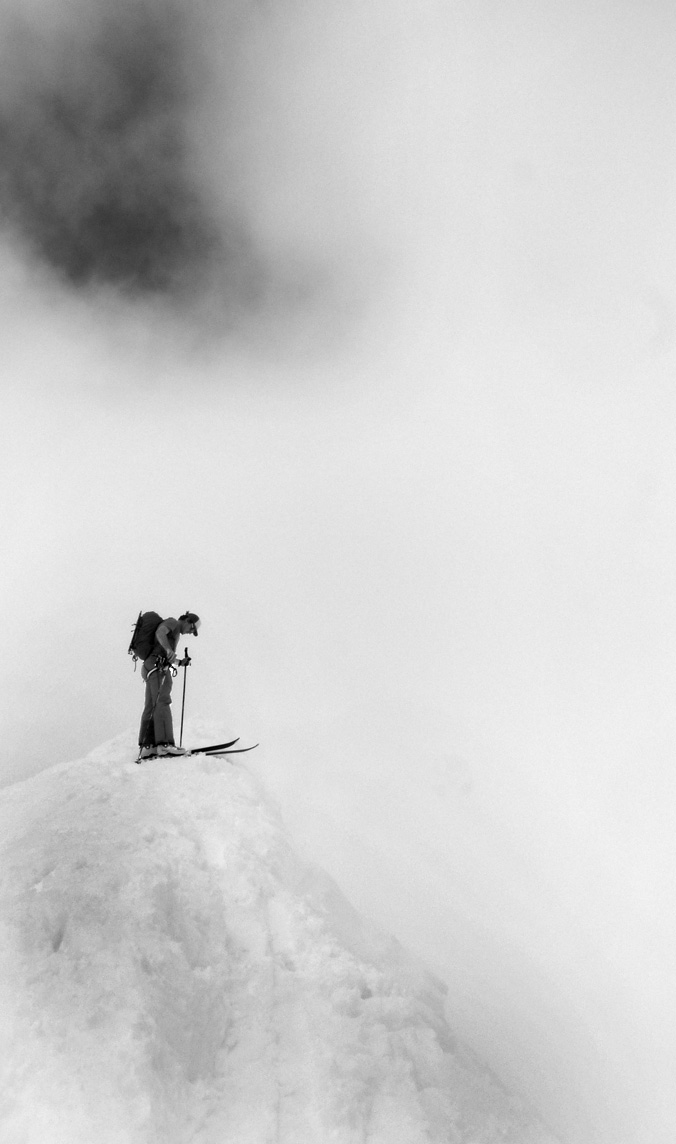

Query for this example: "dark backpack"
[128,611,163,664]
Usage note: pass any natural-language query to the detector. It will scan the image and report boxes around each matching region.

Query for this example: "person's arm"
[154,621,177,661]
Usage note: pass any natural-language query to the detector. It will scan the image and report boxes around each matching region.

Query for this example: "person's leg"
[153,666,175,746]
[138,659,158,748]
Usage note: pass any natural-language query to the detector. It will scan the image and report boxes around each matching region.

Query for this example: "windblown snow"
[0,733,560,1144]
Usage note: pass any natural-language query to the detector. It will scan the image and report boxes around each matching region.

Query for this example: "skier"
[137,613,201,758]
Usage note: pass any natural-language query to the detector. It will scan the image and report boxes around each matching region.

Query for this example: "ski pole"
[179,650,191,748]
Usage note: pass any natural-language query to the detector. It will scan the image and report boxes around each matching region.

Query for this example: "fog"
[2,1,676,1141]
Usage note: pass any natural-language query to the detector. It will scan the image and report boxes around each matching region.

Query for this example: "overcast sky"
[2,1,676,1141]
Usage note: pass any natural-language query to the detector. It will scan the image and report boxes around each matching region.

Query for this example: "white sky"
[2,1,676,1141]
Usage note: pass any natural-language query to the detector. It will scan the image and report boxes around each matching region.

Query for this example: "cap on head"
[180,612,201,636]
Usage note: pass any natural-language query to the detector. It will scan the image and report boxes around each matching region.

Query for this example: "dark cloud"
[0,0,392,355]
[0,0,248,300]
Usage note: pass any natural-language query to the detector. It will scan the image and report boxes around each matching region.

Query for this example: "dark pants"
[138,656,175,747]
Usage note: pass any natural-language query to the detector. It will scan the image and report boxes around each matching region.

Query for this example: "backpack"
[128,611,163,664]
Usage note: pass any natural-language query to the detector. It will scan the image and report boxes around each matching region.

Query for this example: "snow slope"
[0,732,560,1144]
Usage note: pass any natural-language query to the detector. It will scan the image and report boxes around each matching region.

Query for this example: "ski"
[201,743,259,756]
[135,738,240,763]
[188,739,240,754]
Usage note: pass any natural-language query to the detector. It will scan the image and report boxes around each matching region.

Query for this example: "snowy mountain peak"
[0,734,560,1143]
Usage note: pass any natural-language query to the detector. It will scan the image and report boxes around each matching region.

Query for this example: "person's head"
[179,612,201,637]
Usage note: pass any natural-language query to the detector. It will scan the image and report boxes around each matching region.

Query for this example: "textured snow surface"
[0,732,560,1144]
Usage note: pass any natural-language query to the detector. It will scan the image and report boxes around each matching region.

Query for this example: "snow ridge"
[0,733,560,1144]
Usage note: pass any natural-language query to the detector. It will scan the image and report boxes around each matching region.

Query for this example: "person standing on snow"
[138,613,201,758]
